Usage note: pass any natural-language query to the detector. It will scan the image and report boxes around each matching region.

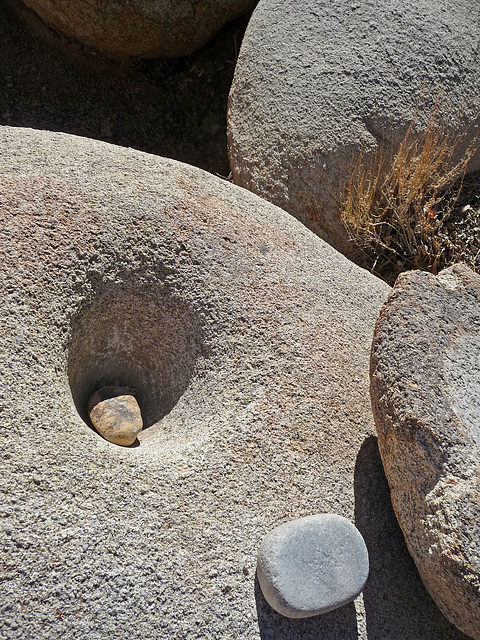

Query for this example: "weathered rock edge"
[370,264,480,640]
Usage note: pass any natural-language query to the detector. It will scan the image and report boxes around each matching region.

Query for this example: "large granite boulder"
[1,127,469,639]
[21,0,256,57]
[227,0,480,256]
[371,264,480,640]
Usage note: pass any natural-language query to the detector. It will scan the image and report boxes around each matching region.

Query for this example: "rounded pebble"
[257,514,369,618]
[87,386,143,446]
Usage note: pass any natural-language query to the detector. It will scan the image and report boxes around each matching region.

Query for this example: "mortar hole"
[67,286,205,434]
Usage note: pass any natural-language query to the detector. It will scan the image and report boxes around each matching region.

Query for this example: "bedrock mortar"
[0,126,468,640]
[68,285,205,430]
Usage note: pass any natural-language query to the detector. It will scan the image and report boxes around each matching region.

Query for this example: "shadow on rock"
[0,0,250,176]
[254,576,358,640]
[354,435,470,640]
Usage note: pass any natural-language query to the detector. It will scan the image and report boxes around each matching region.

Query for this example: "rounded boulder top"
[228,0,480,256]
[21,0,257,57]
[0,125,391,639]
[257,514,369,618]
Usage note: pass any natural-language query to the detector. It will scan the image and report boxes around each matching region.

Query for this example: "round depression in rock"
[257,514,369,618]
[0,126,393,640]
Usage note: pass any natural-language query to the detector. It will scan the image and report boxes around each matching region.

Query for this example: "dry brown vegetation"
[341,103,480,284]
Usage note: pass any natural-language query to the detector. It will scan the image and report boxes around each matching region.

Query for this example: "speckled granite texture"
[228,0,480,255]
[0,127,470,639]
[371,265,480,639]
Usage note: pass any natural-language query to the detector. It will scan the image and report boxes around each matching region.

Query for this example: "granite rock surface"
[21,0,256,57]
[371,264,480,640]
[0,126,471,639]
[227,0,480,256]
[257,514,369,619]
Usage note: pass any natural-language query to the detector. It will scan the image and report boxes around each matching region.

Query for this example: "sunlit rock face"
[0,126,393,640]
[228,0,480,257]
[371,264,480,640]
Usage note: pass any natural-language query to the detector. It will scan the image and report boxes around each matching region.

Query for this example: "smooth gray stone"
[257,514,369,618]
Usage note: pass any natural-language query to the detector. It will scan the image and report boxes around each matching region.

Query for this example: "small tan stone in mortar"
[87,386,143,446]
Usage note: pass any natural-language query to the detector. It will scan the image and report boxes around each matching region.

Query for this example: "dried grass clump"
[341,104,479,283]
